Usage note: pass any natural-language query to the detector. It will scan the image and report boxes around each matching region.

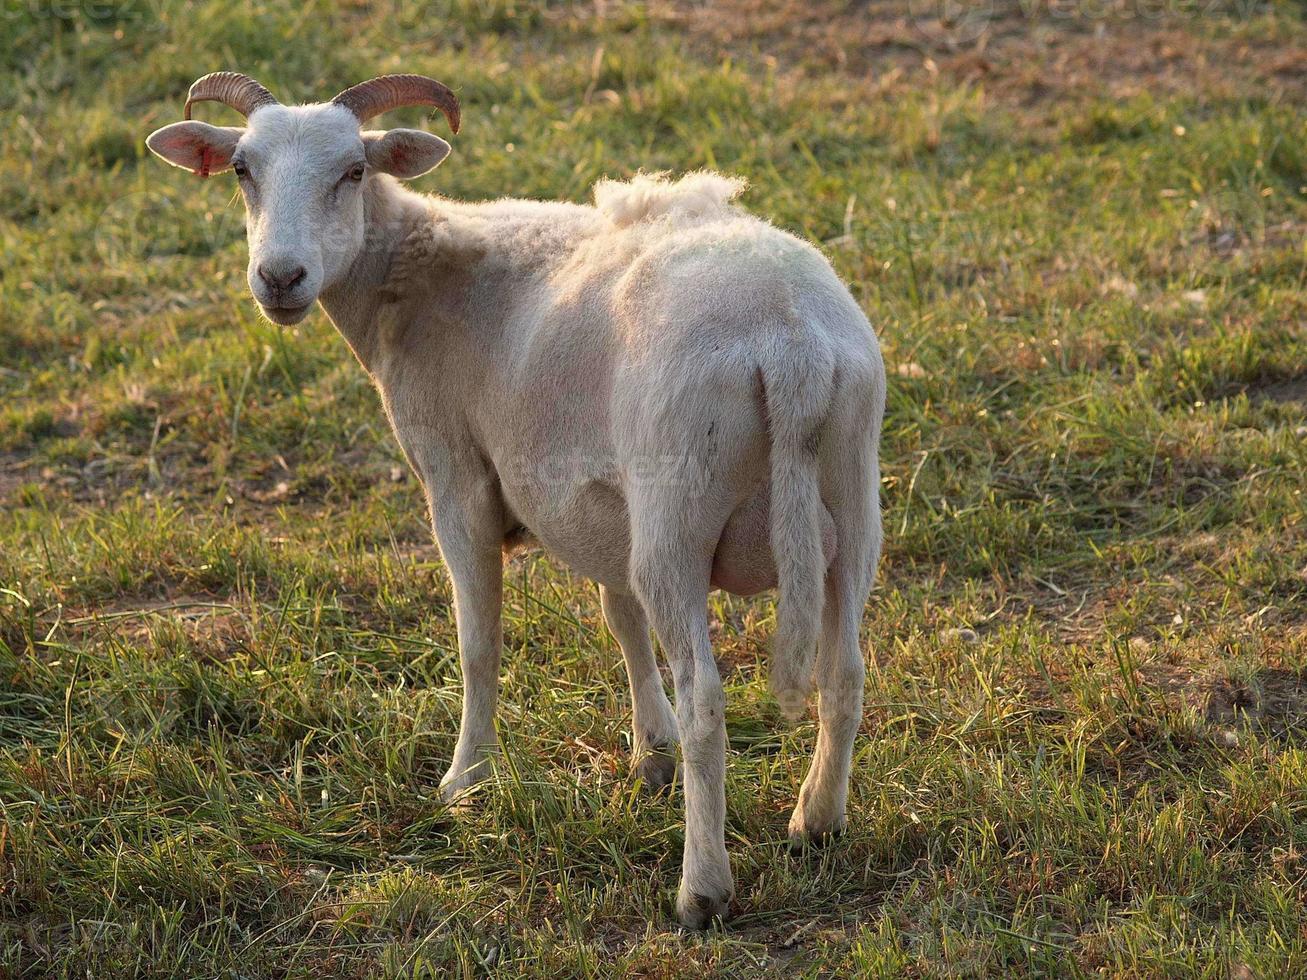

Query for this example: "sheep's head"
[147,72,459,325]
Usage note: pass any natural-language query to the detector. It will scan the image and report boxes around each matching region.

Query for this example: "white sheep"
[147,72,885,929]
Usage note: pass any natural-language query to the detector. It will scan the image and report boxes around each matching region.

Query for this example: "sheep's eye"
[232,160,248,179]
[346,164,365,182]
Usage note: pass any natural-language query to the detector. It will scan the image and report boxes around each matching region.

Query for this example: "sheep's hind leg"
[629,513,733,929]
[601,585,679,792]
[787,572,868,843]
[789,433,880,843]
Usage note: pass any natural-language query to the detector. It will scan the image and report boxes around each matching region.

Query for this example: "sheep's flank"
[2,1,1306,976]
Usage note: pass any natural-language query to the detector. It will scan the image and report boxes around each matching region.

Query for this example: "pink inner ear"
[149,123,240,178]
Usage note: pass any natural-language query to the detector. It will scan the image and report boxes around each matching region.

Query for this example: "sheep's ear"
[363,128,451,179]
[146,121,244,177]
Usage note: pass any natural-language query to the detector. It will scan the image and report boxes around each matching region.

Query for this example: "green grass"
[3,1,1307,976]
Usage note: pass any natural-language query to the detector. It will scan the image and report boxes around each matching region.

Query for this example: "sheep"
[147,72,885,929]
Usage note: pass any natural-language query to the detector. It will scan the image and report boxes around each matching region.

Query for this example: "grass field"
[3,0,1307,975]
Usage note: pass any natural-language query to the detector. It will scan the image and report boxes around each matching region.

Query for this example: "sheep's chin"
[259,302,313,325]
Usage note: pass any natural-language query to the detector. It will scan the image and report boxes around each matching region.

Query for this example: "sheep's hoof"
[788,823,846,853]
[632,745,678,795]
[787,809,847,851]
[437,780,479,807]
[438,756,492,805]
[677,886,734,930]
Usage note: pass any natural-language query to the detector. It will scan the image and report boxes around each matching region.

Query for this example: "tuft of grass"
[2,1,1306,976]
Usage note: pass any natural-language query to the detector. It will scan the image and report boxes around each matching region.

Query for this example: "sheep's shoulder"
[379,209,489,302]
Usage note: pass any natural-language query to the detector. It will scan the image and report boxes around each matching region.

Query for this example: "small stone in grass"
[941,627,979,644]
[896,361,926,379]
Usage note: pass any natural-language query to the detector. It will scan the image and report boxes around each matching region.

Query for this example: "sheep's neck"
[316,177,413,373]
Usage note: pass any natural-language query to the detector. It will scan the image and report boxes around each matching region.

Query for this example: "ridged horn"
[331,74,461,133]
[184,71,279,120]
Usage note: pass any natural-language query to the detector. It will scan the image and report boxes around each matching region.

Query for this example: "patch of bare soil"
[1144,659,1307,737]
[0,452,37,506]
[62,595,251,663]
[1189,667,1307,732]
[1249,374,1307,407]
[654,0,1305,108]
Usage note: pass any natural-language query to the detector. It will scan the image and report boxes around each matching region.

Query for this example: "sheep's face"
[148,103,450,325]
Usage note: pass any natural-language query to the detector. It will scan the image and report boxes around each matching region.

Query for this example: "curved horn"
[184,71,279,120]
[331,74,461,133]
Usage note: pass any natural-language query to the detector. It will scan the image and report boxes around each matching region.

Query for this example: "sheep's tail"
[761,338,834,720]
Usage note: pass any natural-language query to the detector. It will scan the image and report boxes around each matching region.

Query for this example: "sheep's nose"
[257,260,307,293]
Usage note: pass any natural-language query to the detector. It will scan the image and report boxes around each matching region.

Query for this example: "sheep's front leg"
[438,547,502,800]
[424,464,504,802]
